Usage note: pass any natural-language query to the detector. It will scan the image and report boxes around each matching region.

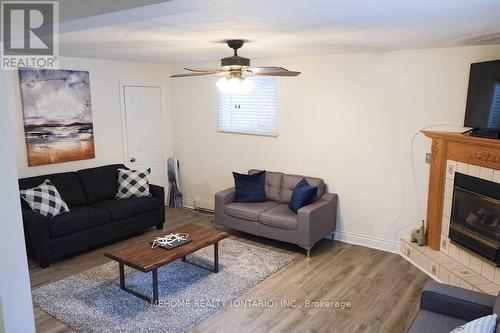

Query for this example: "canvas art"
[19,69,95,166]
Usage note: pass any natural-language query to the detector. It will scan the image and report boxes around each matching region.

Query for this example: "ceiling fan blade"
[252,71,301,77]
[184,67,224,73]
[170,72,218,78]
[246,66,301,77]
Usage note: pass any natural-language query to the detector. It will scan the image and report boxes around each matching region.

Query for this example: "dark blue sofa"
[19,164,165,268]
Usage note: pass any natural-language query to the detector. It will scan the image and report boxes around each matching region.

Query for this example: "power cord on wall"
[384,123,467,240]
[176,124,466,238]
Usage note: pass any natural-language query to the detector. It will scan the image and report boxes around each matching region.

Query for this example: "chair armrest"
[215,187,235,225]
[297,192,337,247]
[420,281,494,321]
[150,184,165,204]
[21,207,51,265]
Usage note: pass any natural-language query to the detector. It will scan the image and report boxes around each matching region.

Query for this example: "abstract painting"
[19,69,95,166]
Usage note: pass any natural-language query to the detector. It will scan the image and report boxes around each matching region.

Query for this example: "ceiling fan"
[170,40,300,92]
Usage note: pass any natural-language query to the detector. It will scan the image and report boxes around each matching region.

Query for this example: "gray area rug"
[32,238,295,333]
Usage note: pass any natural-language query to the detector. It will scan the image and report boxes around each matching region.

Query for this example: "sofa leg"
[40,261,49,268]
[301,246,312,258]
[156,224,163,230]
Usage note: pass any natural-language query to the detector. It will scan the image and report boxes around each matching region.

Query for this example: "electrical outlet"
[425,152,432,164]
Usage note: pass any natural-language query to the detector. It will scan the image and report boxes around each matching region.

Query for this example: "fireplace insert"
[449,172,500,266]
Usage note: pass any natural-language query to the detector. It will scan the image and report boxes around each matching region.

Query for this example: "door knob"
[130,157,136,163]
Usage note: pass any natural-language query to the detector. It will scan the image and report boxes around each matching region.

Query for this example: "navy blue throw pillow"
[233,170,267,202]
[289,179,318,213]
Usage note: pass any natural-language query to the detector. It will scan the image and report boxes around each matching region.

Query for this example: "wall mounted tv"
[464,59,500,138]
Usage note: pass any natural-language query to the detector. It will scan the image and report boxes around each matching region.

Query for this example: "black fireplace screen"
[450,172,500,263]
[452,187,500,243]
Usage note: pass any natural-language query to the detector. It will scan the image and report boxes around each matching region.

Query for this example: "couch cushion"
[93,196,163,221]
[259,204,298,230]
[19,172,87,207]
[224,201,278,222]
[50,206,111,237]
[408,310,467,333]
[280,174,324,204]
[449,315,497,333]
[249,169,283,202]
[77,164,126,204]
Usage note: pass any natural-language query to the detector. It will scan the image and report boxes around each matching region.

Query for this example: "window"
[218,77,279,136]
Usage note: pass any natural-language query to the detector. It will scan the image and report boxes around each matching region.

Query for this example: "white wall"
[8,57,173,181]
[171,45,500,252]
[0,72,36,333]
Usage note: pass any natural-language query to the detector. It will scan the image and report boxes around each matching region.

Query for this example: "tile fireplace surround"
[401,131,500,295]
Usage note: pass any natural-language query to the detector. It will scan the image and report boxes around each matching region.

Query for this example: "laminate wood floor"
[30,208,429,333]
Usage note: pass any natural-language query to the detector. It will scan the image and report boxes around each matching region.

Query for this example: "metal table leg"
[152,269,158,304]
[117,263,160,304]
[181,242,220,273]
[119,262,125,289]
[214,242,219,273]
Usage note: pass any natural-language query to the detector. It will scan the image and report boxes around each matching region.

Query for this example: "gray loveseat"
[407,281,500,332]
[215,170,337,256]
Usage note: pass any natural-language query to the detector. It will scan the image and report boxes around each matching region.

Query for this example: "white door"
[122,85,165,189]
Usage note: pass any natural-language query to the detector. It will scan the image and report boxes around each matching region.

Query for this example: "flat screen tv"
[464,59,500,138]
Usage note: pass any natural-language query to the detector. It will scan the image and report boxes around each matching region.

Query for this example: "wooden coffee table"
[104,224,229,303]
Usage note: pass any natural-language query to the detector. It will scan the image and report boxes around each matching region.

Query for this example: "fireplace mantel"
[423,130,500,250]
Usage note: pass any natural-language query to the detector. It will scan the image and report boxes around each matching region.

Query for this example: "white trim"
[194,198,215,211]
[183,198,195,209]
[334,230,400,254]
[217,129,279,137]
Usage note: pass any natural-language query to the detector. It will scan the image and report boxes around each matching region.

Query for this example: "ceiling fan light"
[216,76,254,94]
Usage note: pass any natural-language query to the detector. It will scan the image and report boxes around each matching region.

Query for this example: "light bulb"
[216,76,254,94]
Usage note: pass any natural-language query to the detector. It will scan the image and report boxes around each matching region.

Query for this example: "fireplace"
[450,172,500,266]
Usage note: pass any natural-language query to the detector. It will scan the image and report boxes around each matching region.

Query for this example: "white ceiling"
[58,0,169,22]
[58,0,500,64]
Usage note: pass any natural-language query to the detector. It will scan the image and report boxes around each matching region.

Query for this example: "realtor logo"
[1,1,59,70]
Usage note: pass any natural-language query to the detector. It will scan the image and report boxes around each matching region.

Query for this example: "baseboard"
[194,198,214,211]
[182,198,195,209]
[334,230,400,254]
[182,197,215,212]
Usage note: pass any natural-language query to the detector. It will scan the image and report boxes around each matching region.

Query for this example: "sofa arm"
[420,281,494,321]
[297,192,337,248]
[21,207,51,267]
[149,184,165,227]
[150,184,165,204]
[215,187,235,226]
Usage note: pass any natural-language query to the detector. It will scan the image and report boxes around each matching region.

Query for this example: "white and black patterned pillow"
[20,179,70,218]
[116,168,151,199]
[450,314,497,333]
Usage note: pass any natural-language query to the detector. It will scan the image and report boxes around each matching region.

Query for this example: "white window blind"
[218,77,279,136]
